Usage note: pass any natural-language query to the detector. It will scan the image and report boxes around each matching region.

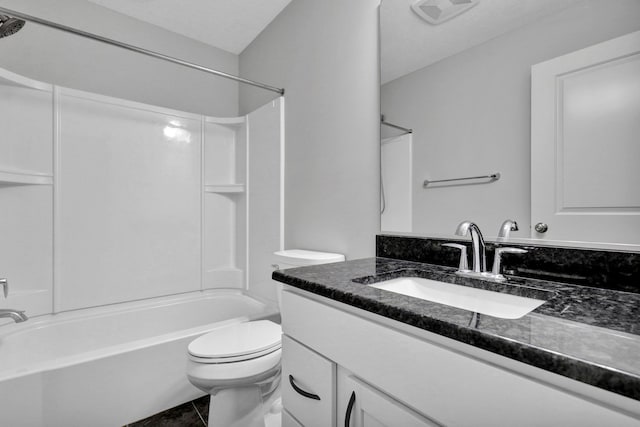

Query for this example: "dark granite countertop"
[273,257,640,401]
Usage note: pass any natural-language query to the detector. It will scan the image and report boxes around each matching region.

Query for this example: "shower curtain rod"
[0,6,285,95]
[380,115,412,134]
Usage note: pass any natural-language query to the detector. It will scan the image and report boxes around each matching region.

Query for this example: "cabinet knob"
[534,223,548,233]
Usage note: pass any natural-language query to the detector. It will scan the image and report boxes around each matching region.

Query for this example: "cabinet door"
[282,409,304,427]
[531,30,640,244]
[338,373,441,427]
[282,335,336,427]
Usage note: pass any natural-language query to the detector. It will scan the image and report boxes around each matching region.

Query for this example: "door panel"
[531,31,640,244]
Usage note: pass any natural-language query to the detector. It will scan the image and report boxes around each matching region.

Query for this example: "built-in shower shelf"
[0,170,53,186]
[204,184,245,194]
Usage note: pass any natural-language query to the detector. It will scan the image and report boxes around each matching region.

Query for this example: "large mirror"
[380,0,640,249]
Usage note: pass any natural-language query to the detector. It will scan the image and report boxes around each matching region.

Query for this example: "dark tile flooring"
[125,395,209,427]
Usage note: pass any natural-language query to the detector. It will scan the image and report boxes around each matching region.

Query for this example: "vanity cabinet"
[281,289,640,427]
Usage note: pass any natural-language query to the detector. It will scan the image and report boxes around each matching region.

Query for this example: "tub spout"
[0,309,28,323]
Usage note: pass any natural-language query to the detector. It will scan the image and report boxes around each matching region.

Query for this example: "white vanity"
[277,269,640,427]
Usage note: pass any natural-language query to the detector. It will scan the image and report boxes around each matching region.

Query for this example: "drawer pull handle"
[345,391,356,427]
[288,375,321,400]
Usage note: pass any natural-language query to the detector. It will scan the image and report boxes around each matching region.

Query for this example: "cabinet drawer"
[282,334,335,427]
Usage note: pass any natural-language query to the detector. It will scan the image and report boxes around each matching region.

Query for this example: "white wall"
[381,0,640,238]
[0,0,239,116]
[239,0,381,260]
[56,89,202,311]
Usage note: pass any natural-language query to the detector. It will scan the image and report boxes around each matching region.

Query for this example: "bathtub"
[0,289,279,427]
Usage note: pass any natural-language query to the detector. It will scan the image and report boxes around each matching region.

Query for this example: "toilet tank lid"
[274,249,345,266]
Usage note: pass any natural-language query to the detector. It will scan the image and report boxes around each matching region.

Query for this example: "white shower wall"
[0,68,283,317]
[247,99,285,304]
[57,89,202,311]
[0,70,54,318]
[381,134,412,233]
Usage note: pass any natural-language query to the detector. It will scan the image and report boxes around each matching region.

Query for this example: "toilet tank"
[271,249,345,309]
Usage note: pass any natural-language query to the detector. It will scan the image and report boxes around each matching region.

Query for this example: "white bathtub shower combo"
[0,65,296,426]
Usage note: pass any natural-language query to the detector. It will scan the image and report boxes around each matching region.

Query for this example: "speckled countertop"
[273,257,640,401]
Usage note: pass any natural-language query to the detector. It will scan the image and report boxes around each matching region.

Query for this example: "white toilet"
[186,249,345,427]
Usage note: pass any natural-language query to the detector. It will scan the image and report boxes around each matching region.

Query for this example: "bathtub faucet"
[0,309,28,323]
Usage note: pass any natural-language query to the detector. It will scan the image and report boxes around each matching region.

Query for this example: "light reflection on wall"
[163,120,192,144]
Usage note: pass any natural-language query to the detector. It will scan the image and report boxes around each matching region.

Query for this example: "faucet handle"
[491,247,527,277]
[441,243,469,272]
[0,279,7,298]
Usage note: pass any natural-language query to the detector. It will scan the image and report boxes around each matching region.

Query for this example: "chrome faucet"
[454,221,486,273]
[0,279,29,323]
[497,219,518,241]
[449,220,527,282]
[0,309,28,323]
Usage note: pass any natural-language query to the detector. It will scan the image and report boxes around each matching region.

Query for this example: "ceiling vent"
[411,0,480,25]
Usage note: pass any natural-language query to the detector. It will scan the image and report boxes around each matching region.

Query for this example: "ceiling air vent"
[411,0,480,25]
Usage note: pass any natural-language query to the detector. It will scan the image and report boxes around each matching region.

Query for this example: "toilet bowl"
[186,320,282,427]
[186,249,345,427]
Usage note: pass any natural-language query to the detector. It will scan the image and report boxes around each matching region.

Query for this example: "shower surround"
[0,67,284,424]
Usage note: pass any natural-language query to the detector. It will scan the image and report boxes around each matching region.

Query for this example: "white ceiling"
[381,0,586,84]
[87,0,292,54]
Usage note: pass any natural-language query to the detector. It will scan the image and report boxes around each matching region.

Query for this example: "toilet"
[186,249,345,427]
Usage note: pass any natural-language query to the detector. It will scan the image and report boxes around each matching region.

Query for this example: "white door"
[338,374,440,427]
[531,30,640,245]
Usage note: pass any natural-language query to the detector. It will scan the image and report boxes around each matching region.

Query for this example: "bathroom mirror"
[380,0,640,249]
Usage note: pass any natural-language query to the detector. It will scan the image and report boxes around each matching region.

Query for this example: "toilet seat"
[187,348,282,385]
[188,320,282,364]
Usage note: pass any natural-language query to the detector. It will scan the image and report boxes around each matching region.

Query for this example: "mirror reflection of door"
[531,31,640,245]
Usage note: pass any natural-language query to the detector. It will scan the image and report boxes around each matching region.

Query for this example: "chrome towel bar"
[380,115,413,134]
[423,172,500,188]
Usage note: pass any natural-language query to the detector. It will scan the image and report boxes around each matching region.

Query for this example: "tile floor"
[124,394,282,426]
[125,395,209,427]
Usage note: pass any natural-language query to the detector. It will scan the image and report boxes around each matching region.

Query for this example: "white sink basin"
[369,277,546,319]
